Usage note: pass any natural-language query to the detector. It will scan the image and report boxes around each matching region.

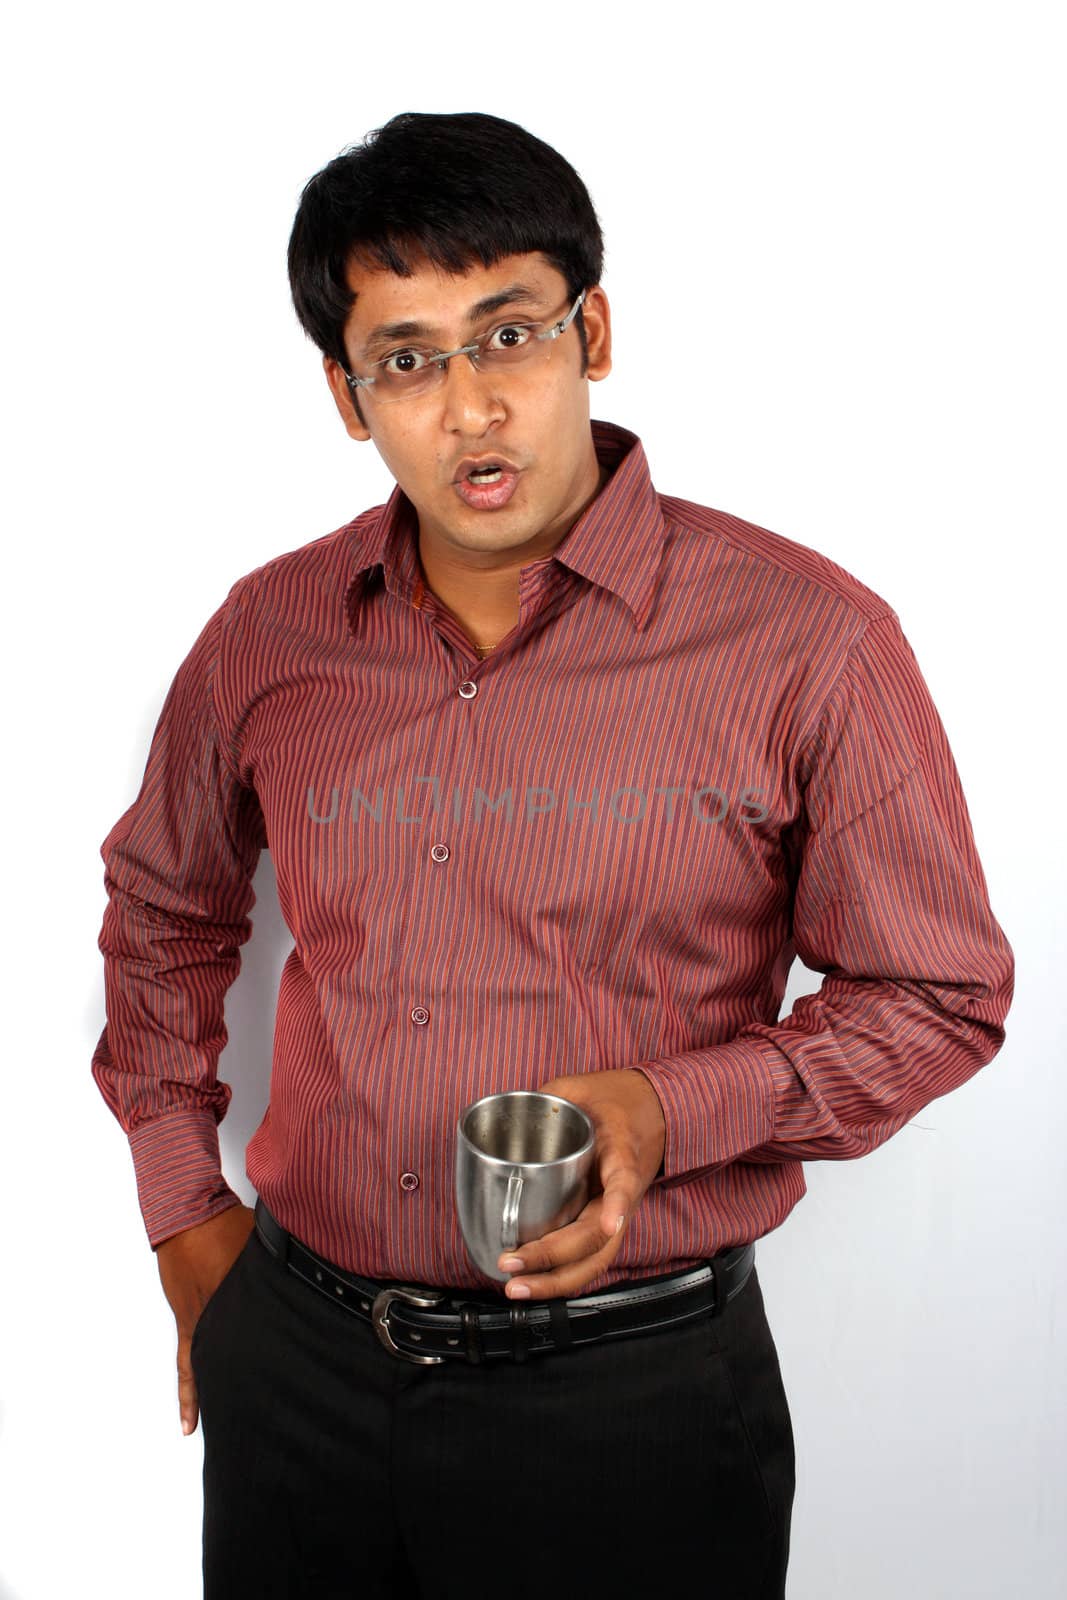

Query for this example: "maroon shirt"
[91,419,1014,1290]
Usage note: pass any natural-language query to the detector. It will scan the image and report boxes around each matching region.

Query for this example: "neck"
[416,459,611,648]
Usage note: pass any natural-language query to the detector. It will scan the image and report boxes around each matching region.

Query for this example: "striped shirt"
[91,418,1014,1290]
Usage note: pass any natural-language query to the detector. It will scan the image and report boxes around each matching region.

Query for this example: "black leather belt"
[253,1196,756,1367]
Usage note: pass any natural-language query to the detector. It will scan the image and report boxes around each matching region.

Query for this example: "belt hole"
[335,1286,344,1297]
[315,1269,323,1282]
[447,1337,459,1346]
[410,1332,422,1342]
[360,1300,370,1311]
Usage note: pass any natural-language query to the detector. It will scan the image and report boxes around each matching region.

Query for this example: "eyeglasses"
[343,288,587,405]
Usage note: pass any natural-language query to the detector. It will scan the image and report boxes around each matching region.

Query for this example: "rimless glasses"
[343,289,587,405]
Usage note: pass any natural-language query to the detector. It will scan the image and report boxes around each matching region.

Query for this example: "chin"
[451,512,535,544]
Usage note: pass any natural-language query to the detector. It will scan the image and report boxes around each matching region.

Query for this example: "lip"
[453,467,523,512]
[451,453,523,485]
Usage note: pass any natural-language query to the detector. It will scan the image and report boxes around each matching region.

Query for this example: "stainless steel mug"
[455,1091,596,1281]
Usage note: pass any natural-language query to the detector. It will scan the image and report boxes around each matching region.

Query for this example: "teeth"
[469,467,504,484]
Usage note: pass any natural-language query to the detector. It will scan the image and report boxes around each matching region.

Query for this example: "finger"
[498,1203,624,1300]
[572,1153,635,1245]
[498,1204,607,1275]
[503,1228,624,1301]
[496,1142,640,1278]
[595,1138,644,1235]
[599,1185,631,1239]
[177,1332,199,1436]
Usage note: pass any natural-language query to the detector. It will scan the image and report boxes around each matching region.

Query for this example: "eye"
[485,322,535,352]
[380,348,433,376]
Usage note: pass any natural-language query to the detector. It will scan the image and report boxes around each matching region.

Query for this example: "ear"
[580,285,612,383]
[323,356,373,442]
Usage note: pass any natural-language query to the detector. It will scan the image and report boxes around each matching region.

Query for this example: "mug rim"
[456,1090,595,1167]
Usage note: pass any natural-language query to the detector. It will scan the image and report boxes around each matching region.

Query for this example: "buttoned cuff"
[633,1035,781,1179]
[127,1110,243,1249]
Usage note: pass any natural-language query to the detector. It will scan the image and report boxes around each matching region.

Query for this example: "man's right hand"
[156,1203,256,1436]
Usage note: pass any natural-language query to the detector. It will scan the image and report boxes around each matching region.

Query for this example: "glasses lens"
[476,322,549,370]
[361,312,566,404]
[371,356,443,404]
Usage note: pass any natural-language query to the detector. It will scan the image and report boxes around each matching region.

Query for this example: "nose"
[439,350,507,436]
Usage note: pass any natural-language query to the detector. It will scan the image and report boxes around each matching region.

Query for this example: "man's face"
[323,251,612,565]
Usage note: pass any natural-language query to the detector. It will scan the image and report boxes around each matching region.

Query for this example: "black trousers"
[192,1223,795,1598]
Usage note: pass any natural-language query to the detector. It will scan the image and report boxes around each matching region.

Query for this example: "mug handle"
[501,1170,524,1252]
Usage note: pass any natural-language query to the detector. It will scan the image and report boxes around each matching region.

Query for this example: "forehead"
[343,250,565,347]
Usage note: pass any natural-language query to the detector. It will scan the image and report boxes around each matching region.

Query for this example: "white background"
[1,2,1063,1596]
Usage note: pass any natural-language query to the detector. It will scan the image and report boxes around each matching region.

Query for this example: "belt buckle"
[371,1284,448,1364]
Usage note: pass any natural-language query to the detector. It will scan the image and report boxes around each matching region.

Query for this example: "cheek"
[545,375,587,439]
[370,424,433,486]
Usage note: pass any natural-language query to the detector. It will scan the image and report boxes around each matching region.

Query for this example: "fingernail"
[182,1419,193,1435]
[507,1283,531,1298]
[499,1256,524,1272]
[615,1215,625,1233]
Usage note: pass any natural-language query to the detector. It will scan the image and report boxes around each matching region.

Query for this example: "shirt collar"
[344,419,667,635]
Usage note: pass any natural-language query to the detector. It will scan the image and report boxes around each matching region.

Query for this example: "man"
[91,111,1014,1598]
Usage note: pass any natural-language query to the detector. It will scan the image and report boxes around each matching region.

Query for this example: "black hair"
[287,111,604,410]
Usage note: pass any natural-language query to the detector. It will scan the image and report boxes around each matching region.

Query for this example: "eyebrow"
[361,282,547,356]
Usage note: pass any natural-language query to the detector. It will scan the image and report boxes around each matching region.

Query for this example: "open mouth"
[453,461,523,510]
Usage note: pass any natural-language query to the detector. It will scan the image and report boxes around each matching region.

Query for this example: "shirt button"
[430,843,450,863]
[410,1006,430,1025]
[458,680,478,699]
[399,1171,420,1192]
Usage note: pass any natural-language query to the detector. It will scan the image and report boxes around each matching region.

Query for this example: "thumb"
[177,1329,200,1437]
[595,1126,638,1240]
[598,1182,631,1240]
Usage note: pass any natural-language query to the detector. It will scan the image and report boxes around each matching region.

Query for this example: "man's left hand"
[496,1067,666,1300]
